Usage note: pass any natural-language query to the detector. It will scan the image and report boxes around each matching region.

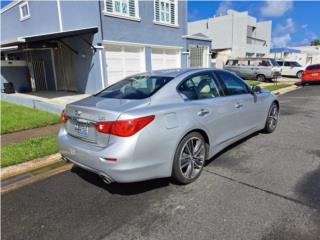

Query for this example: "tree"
[311,39,320,46]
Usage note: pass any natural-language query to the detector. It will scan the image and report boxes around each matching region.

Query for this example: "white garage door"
[105,45,145,85]
[151,48,180,71]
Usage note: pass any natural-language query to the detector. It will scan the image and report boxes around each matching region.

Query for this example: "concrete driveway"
[1,85,320,240]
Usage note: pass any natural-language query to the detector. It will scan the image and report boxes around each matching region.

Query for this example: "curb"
[1,153,62,180]
[271,85,300,95]
[1,163,73,194]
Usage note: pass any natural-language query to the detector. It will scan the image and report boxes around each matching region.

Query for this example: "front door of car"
[178,73,238,150]
[214,70,260,137]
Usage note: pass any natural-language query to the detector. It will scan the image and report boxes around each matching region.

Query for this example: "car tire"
[297,71,303,79]
[257,74,266,82]
[263,102,279,133]
[172,132,207,185]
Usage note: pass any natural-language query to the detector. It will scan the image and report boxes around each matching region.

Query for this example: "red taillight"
[61,110,68,123]
[95,115,155,137]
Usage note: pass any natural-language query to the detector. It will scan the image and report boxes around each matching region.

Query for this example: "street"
[2,86,320,240]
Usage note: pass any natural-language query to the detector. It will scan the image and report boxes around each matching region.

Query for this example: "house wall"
[100,0,188,67]
[1,1,60,41]
[1,64,30,92]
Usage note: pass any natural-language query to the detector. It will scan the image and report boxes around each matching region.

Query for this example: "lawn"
[1,101,60,134]
[263,84,291,92]
[245,80,261,87]
[1,135,58,168]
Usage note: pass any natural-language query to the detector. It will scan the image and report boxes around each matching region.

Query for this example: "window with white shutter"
[104,0,140,20]
[154,0,178,26]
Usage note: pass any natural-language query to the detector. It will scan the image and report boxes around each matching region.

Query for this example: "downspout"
[98,0,104,40]
[56,0,63,32]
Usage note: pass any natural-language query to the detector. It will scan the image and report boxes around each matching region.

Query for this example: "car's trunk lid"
[65,96,150,147]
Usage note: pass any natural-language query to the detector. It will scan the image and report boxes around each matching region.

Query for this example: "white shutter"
[105,0,113,12]
[170,1,176,25]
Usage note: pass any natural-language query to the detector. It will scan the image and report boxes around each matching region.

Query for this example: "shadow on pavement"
[295,162,320,211]
[205,132,259,166]
[71,166,171,195]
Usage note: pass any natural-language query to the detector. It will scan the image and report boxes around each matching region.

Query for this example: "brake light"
[61,110,68,123]
[96,115,155,137]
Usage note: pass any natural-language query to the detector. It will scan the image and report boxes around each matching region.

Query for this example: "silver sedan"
[58,68,279,184]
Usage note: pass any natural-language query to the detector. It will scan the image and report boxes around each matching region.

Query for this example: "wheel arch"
[273,99,280,110]
[184,128,210,147]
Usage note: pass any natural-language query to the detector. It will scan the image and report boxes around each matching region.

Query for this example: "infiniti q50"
[58,69,279,184]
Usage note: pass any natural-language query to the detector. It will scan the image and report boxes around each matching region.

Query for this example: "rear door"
[214,70,261,136]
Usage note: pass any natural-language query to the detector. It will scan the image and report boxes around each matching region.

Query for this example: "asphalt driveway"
[2,85,320,240]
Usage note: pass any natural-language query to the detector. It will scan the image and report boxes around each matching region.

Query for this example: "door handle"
[198,109,210,117]
[235,103,244,109]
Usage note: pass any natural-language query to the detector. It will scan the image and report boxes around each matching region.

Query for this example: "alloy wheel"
[267,105,279,131]
[179,137,205,179]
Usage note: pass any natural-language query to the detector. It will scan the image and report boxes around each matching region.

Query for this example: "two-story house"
[1,0,212,94]
[188,10,271,68]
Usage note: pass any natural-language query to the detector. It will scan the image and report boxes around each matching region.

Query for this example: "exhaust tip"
[101,175,113,184]
[61,155,70,163]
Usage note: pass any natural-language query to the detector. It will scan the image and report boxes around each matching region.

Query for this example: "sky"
[1,0,319,47]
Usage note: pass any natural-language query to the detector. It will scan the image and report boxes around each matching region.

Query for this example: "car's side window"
[215,71,249,96]
[179,74,220,100]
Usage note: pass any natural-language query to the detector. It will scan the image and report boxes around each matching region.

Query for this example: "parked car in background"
[224,58,282,82]
[59,68,279,185]
[276,60,305,78]
[301,64,320,85]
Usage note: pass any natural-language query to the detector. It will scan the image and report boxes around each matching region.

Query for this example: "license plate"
[74,121,89,138]
[312,72,318,76]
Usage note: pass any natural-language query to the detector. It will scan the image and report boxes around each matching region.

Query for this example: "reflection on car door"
[178,73,238,150]
[214,70,260,137]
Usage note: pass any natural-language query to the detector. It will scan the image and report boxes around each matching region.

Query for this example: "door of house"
[151,48,180,71]
[53,43,77,91]
[104,45,145,85]
[31,61,48,91]
[189,46,208,68]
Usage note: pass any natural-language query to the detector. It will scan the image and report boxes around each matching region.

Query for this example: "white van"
[276,60,304,78]
[224,58,282,82]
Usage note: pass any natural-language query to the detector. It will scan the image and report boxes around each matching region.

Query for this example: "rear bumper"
[58,127,172,183]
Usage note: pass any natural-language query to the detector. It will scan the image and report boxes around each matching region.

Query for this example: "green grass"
[263,84,291,92]
[245,80,261,87]
[1,135,58,168]
[1,101,60,134]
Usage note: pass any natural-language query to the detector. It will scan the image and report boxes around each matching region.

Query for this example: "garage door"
[151,48,180,71]
[105,45,145,85]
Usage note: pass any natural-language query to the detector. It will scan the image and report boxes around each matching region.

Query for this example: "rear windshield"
[96,75,174,99]
[306,64,320,70]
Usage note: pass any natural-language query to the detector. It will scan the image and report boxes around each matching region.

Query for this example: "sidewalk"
[1,124,61,147]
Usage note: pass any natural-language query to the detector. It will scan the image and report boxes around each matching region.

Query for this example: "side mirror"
[251,85,262,94]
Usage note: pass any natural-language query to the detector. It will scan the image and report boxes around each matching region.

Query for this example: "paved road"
[2,86,320,240]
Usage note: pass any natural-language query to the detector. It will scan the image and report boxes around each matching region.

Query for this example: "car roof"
[149,68,213,78]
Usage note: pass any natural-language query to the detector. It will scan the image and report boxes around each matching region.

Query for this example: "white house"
[188,10,272,68]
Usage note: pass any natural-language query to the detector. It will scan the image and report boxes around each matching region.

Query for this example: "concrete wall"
[188,10,271,58]
[1,65,30,92]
